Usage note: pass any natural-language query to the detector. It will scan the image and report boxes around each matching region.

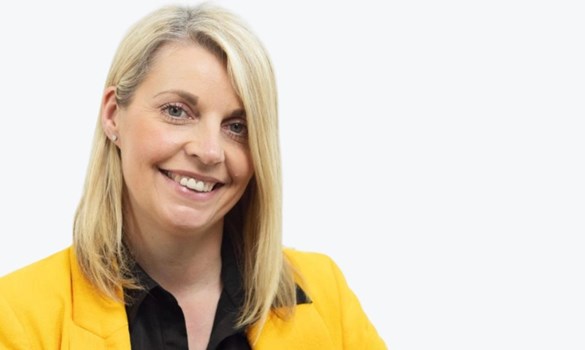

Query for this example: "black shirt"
[124,235,251,350]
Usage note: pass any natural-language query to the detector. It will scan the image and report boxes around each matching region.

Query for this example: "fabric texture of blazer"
[0,247,387,349]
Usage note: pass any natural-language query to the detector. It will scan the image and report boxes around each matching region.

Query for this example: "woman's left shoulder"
[284,248,340,277]
[283,248,337,273]
[283,248,350,298]
[282,248,388,349]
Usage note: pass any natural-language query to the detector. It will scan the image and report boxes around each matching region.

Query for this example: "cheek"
[122,124,179,166]
[229,148,254,183]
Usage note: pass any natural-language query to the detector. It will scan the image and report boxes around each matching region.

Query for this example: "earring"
[110,134,118,142]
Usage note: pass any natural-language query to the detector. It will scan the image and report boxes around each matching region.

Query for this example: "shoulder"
[282,248,388,349]
[0,247,73,349]
[283,248,347,310]
[0,247,72,298]
[284,248,338,276]
[0,247,73,314]
[283,249,344,295]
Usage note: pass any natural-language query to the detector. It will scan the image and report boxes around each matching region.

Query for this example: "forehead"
[138,42,242,110]
[147,42,227,86]
[150,40,227,70]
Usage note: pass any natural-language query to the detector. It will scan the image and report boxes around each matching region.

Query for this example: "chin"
[162,209,221,234]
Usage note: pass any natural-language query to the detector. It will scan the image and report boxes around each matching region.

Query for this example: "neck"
[124,217,224,296]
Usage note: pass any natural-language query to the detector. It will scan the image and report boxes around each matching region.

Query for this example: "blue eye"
[168,105,184,117]
[161,103,190,119]
[223,120,248,143]
[229,123,247,135]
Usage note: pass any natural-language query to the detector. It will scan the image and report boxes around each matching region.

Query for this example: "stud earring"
[110,134,118,142]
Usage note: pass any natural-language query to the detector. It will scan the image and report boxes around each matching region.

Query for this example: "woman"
[0,4,386,349]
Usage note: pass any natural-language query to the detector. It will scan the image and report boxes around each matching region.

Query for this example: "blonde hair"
[73,4,296,328]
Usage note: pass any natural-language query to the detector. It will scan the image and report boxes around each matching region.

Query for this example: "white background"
[0,0,584,348]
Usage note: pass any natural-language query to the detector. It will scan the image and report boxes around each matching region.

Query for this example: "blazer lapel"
[68,249,131,349]
[247,303,337,349]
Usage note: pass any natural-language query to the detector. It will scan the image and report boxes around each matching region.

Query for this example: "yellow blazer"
[0,247,386,349]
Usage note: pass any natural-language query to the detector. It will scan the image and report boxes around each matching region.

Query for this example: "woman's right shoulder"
[0,247,73,304]
[0,247,74,349]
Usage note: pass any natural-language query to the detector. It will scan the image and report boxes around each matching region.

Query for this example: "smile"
[160,169,221,193]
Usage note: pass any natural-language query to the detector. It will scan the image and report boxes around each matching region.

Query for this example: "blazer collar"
[69,248,130,345]
[247,303,336,349]
[66,247,322,348]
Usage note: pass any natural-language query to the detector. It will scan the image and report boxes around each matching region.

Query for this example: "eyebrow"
[154,90,199,106]
[229,109,246,119]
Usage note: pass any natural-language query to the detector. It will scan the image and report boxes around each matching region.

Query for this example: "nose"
[184,123,225,165]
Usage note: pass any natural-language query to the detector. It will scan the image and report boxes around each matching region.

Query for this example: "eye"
[161,103,190,119]
[228,122,247,135]
[223,119,248,142]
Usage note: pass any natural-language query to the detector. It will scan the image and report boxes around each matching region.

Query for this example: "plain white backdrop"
[1,0,584,348]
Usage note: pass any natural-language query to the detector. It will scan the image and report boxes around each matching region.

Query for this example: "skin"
[101,42,254,349]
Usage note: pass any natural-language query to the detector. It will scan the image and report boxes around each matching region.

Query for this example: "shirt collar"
[124,230,310,329]
[123,231,245,323]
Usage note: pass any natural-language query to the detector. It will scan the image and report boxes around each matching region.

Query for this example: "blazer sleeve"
[0,293,31,350]
[326,255,388,349]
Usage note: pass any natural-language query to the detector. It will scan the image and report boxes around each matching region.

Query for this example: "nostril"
[192,146,224,165]
[184,137,225,165]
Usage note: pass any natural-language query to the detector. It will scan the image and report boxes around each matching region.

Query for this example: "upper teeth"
[170,173,215,192]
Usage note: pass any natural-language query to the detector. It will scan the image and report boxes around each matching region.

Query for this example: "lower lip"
[159,170,219,201]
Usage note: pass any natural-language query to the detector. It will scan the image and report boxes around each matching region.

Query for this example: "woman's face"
[107,43,253,237]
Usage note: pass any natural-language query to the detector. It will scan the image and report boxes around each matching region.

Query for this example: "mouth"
[160,169,224,193]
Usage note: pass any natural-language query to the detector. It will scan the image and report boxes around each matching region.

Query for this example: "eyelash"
[223,120,248,142]
[161,103,192,122]
[160,103,248,142]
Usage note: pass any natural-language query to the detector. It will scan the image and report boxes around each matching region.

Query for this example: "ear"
[101,86,120,143]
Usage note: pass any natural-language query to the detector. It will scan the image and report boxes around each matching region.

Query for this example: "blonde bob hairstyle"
[73,4,296,328]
